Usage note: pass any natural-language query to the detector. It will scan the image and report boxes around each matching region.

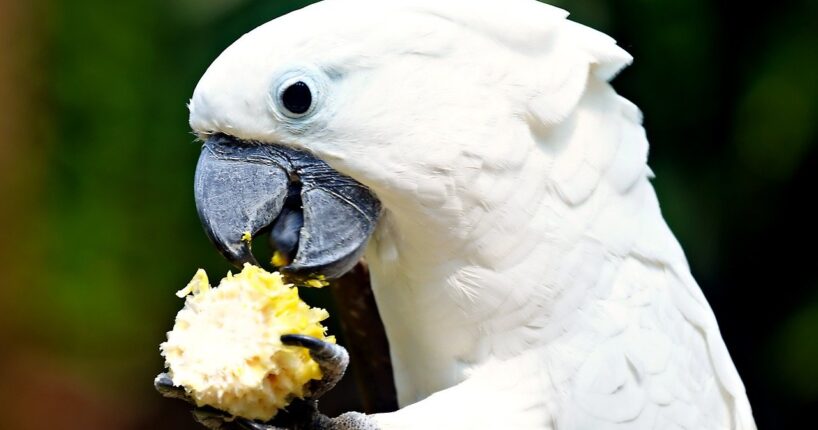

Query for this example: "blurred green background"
[0,0,815,428]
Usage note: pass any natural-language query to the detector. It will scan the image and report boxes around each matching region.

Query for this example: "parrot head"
[190,0,633,281]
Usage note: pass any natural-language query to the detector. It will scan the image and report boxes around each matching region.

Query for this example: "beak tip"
[216,239,259,269]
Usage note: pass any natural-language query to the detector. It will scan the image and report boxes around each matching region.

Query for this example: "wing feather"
[548,79,756,429]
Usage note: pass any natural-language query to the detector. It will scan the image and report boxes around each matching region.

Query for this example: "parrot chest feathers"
[364,155,753,428]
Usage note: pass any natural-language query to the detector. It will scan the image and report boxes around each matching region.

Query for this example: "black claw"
[281,335,349,398]
[154,372,192,402]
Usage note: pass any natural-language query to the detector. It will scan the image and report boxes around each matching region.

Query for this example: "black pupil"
[282,81,312,114]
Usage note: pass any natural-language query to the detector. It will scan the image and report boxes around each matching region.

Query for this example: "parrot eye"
[281,81,313,116]
[271,67,325,122]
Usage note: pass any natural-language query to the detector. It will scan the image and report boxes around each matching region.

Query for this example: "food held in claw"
[160,264,334,420]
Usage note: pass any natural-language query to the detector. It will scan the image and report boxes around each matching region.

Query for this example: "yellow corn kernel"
[161,264,334,421]
[241,231,253,243]
[271,250,290,268]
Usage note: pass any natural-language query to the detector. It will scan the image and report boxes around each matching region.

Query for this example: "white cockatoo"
[159,0,757,429]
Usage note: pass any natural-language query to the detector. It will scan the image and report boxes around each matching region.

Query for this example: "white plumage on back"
[188,1,756,428]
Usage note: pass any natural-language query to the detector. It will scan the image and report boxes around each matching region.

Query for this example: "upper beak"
[193,134,381,279]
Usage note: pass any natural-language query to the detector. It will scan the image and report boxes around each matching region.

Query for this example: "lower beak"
[193,134,381,279]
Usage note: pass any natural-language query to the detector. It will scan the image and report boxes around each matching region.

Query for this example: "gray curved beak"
[194,134,381,279]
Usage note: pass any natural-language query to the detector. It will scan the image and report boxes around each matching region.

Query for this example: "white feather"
[188,1,756,428]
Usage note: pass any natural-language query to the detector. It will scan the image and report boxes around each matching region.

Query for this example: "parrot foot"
[280,334,348,398]
[154,372,190,402]
[155,335,376,430]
